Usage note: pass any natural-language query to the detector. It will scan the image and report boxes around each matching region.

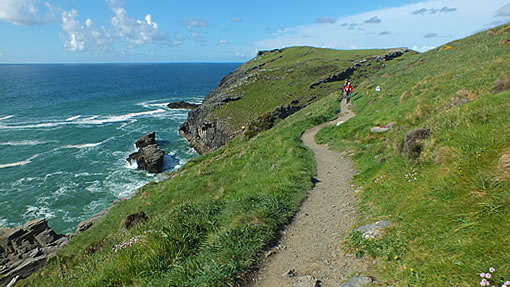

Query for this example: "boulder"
[167,101,200,110]
[128,132,166,173]
[124,212,149,230]
[341,276,375,287]
[75,206,112,233]
[404,128,430,159]
[354,220,391,239]
[0,219,70,286]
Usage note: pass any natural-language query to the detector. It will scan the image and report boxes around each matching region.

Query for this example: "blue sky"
[1,0,509,63]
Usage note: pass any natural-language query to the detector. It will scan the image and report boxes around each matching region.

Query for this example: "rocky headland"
[179,48,408,154]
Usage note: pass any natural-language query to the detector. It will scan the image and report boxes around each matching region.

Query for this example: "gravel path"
[247,101,371,287]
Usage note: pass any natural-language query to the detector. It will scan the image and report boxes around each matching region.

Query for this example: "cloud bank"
[256,0,510,53]
[0,0,56,25]
[61,0,175,52]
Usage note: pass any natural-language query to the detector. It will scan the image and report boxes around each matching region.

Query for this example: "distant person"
[344,81,353,104]
[343,80,348,95]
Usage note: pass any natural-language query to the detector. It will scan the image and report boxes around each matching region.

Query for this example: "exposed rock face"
[179,65,256,154]
[341,276,375,287]
[127,132,166,173]
[167,101,200,110]
[309,49,407,89]
[404,128,431,159]
[0,219,70,286]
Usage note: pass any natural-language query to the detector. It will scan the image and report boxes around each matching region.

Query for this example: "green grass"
[317,24,510,286]
[22,23,510,287]
[22,91,342,286]
[211,46,405,130]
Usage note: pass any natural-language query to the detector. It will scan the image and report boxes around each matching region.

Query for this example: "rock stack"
[127,132,166,173]
[0,219,70,286]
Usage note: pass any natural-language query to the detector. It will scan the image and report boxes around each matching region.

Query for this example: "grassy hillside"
[21,23,510,286]
[317,24,510,285]
[22,79,346,286]
[210,46,408,131]
[21,47,410,286]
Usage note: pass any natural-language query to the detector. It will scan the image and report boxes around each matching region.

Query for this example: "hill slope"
[179,47,411,153]
[20,23,510,286]
[317,23,510,285]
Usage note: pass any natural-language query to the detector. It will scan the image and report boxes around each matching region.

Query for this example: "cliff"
[179,47,409,153]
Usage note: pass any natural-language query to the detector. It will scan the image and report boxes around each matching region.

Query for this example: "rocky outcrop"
[75,207,113,233]
[179,64,256,153]
[167,101,200,110]
[309,49,407,89]
[127,132,166,173]
[0,219,70,286]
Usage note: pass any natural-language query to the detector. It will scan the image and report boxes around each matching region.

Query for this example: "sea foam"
[0,154,39,169]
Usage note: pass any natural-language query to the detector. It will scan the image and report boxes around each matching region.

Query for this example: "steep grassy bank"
[20,47,408,286]
[317,24,510,285]
[22,92,343,286]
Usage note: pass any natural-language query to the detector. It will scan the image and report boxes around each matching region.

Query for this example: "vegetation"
[317,23,510,285]
[23,22,510,287]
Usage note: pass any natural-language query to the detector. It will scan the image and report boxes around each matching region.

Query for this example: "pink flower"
[486,273,492,279]
[480,273,486,278]
[505,281,510,286]
[489,267,495,273]
[480,278,489,286]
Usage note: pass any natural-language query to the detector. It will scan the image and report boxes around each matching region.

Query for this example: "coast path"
[248,100,371,287]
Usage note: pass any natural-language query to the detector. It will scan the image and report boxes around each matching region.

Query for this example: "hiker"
[344,81,353,104]
[343,80,348,95]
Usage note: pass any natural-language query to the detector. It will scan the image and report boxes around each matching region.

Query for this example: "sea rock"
[0,219,70,286]
[354,220,391,239]
[341,276,375,287]
[124,212,149,230]
[135,131,157,149]
[128,144,165,173]
[128,132,166,173]
[75,206,113,233]
[404,128,430,159]
[167,101,200,110]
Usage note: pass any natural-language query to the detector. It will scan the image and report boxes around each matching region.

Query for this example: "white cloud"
[218,39,229,45]
[496,3,510,16]
[364,16,381,24]
[315,16,336,24]
[180,18,209,31]
[256,0,510,52]
[61,0,176,52]
[412,6,457,15]
[0,0,56,25]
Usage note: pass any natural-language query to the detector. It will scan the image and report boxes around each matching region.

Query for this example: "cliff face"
[179,47,409,154]
[179,68,250,153]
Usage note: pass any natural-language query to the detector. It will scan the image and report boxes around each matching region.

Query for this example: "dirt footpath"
[248,101,371,287]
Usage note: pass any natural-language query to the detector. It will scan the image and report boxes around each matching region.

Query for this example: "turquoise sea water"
[0,63,239,233]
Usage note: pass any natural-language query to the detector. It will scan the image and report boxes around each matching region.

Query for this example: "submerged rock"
[167,101,200,110]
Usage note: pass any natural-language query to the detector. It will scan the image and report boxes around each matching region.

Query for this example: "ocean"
[0,63,240,234]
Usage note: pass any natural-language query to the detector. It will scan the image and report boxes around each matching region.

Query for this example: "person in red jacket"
[344,81,353,104]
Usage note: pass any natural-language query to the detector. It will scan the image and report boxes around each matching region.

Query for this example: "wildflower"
[480,273,486,278]
[489,267,495,273]
[505,281,510,286]
[480,278,489,286]
[410,268,414,272]
[485,273,492,279]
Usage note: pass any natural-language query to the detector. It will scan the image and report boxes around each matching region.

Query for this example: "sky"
[0,0,509,63]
